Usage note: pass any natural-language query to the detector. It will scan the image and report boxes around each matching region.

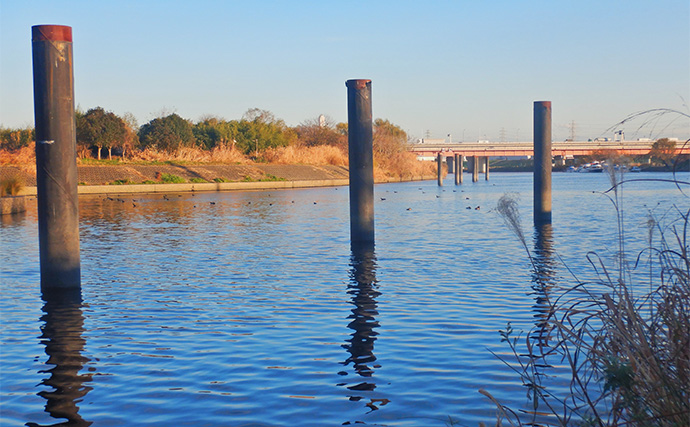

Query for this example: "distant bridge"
[409,140,689,158]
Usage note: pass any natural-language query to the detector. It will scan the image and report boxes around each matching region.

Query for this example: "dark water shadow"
[26,289,93,427]
[339,243,389,414]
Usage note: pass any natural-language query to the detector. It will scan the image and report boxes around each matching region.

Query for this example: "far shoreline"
[13,175,437,197]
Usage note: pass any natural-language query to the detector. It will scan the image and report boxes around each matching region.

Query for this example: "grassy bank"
[1,143,437,186]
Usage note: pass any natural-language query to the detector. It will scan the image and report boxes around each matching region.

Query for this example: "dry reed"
[259,145,348,166]
[1,140,436,183]
[129,145,249,164]
[493,181,690,426]
[374,151,437,181]
[0,143,36,174]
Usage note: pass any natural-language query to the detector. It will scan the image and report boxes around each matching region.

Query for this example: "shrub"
[160,173,185,184]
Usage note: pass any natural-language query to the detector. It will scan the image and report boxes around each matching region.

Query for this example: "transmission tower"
[567,120,576,141]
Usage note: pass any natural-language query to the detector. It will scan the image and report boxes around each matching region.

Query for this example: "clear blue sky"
[1,0,689,142]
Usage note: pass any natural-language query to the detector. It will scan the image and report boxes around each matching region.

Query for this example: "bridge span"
[410,140,688,158]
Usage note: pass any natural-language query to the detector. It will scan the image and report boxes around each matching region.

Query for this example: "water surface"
[1,171,687,426]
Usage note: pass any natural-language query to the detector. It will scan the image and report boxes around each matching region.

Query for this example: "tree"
[139,113,196,153]
[649,138,677,167]
[121,112,140,159]
[76,107,127,160]
[373,118,409,158]
[193,117,238,150]
[294,115,346,148]
[336,122,348,136]
[242,108,276,124]
[0,127,34,150]
[231,108,297,156]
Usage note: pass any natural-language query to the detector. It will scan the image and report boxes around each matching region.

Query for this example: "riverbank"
[1,164,436,196]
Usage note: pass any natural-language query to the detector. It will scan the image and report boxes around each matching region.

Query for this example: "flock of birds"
[101,186,483,211]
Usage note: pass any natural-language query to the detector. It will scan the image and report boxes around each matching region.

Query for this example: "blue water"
[1,172,688,426]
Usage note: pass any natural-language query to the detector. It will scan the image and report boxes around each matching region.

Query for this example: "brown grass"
[0,142,36,173]
[0,141,436,182]
[129,145,250,164]
[260,145,435,181]
[374,151,437,181]
[0,143,35,165]
[260,145,348,166]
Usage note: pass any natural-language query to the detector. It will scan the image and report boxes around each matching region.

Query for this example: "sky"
[1,0,689,142]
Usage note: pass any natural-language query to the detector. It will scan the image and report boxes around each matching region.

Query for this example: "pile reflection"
[28,289,93,427]
[530,223,556,347]
[523,223,558,424]
[340,244,389,414]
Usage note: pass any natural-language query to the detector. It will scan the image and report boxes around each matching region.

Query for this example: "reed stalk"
[492,177,690,426]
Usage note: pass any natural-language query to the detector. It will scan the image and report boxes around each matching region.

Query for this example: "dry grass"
[493,184,690,426]
[374,151,437,181]
[1,141,435,182]
[260,145,436,181]
[259,145,348,166]
[130,145,250,164]
[0,142,36,172]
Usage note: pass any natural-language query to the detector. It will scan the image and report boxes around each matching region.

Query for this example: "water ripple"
[2,173,687,426]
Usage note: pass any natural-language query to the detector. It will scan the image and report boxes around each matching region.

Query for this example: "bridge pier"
[534,101,552,225]
[454,154,463,185]
[437,153,443,186]
[472,156,479,182]
[346,79,375,248]
[485,157,490,181]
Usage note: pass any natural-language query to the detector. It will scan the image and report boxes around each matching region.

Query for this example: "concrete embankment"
[2,164,435,197]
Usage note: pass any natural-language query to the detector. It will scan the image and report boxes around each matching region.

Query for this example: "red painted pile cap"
[32,25,72,42]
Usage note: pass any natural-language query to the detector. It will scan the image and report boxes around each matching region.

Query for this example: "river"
[1,171,688,426]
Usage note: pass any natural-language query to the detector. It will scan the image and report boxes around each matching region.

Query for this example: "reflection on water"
[530,223,556,346]
[4,174,686,426]
[1,210,27,227]
[28,289,93,427]
[340,244,389,413]
[524,223,558,424]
